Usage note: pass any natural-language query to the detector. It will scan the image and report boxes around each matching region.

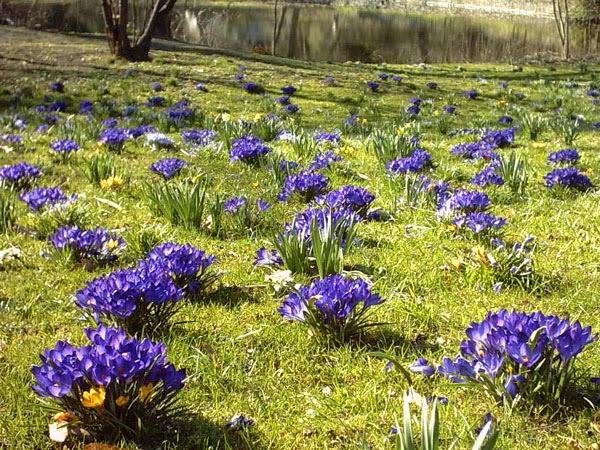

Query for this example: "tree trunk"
[101,0,178,61]
[552,0,570,59]
[272,0,278,55]
[154,6,174,38]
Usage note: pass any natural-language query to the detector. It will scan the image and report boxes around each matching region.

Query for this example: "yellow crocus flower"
[139,383,154,404]
[116,395,130,407]
[82,385,106,409]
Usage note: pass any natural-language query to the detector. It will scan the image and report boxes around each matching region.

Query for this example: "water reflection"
[3,0,599,63]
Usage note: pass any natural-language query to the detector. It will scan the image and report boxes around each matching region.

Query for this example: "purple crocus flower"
[50,139,80,155]
[254,248,283,266]
[224,197,248,213]
[279,274,383,325]
[443,105,456,114]
[544,168,592,190]
[278,171,329,202]
[462,89,479,99]
[20,187,75,212]
[150,158,187,179]
[409,358,435,376]
[366,82,380,92]
[281,85,297,95]
[230,135,272,163]
[0,162,42,190]
[242,83,263,94]
[284,104,299,114]
[548,149,580,165]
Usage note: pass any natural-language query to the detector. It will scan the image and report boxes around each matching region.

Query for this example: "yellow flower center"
[105,238,119,251]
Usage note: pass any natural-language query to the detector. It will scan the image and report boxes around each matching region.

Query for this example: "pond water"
[4,0,600,63]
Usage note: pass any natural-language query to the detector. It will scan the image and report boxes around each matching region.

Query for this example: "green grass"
[1,26,600,449]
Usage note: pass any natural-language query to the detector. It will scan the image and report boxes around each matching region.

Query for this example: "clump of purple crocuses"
[315,185,375,216]
[544,168,592,190]
[242,83,263,94]
[0,162,42,190]
[20,187,76,212]
[50,139,81,160]
[150,158,187,179]
[181,129,217,147]
[386,149,433,175]
[76,242,216,335]
[548,148,580,165]
[309,151,343,171]
[98,127,130,150]
[471,166,505,187]
[230,135,272,163]
[50,225,125,263]
[279,171,329,202]
[411,309,598,407]
[31,324,186,440]
[278,274,384,342]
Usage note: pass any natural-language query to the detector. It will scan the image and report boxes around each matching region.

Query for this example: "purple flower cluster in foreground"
[386,149,433,174]
[31,324,185,416]
[224,197,248,213]
[462,89,479,99]
[146,96,166,107]
[283,104,299,114]
[367,82,380,92]
[548,148,580,165]
[439,189,492,215]
[279,171,329,202]
[416,309,598,400]
[230,135,272,163]
[438,189,505,235]
[48,81,65,93]
[150,158,187,179]
[281,85,297,95]
[282,206,359,245]
[79,100,93,114]
[278,274,383,323]
[0,162,42,190]
[20,187,76,212]
[544,168,592,190]
[254,248,284,266]
[76,243,216,323]
[451,127,517,161]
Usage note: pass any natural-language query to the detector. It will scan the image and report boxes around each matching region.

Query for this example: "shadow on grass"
[200,284,266,308]
[93,413,266,450]
[360,327,442,355]
[162,414,267,450]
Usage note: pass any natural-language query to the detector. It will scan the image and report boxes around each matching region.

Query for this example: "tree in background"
[552,0,571,58]
[101,0,178,61]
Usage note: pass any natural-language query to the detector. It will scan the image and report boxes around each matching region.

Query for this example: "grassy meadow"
[1,26,600,449]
